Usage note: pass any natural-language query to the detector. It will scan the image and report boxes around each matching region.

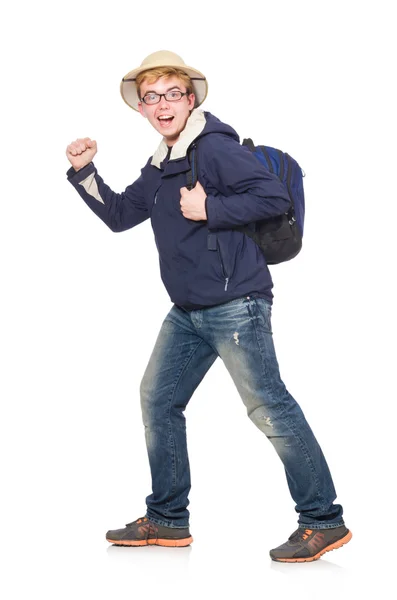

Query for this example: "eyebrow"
[144,85,183,94]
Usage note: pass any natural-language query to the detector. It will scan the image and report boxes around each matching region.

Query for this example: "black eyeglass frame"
[140,91,190,105]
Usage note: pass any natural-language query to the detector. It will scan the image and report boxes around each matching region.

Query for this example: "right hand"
[66,137,97,171]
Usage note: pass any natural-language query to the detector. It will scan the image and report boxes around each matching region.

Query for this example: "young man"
[65,50,351,562]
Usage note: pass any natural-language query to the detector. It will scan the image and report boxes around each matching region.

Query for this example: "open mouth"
[157,115,175,128]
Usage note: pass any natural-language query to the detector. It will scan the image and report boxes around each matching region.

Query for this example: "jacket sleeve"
[66,161,149,232]
[201,135,291,229]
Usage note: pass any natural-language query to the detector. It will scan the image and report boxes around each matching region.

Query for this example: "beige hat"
[120,50,208,112]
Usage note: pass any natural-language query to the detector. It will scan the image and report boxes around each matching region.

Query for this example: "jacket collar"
[151,108,207,169]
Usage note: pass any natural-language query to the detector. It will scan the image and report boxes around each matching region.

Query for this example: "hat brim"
[120,62,208,111]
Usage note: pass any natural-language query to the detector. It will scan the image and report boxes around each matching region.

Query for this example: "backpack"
[187,138,306,265]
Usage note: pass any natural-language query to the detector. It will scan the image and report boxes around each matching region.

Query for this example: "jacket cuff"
[66,162,95,181]
[205,195,218,228]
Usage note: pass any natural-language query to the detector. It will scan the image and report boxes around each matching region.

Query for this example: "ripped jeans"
[140,295,344,529]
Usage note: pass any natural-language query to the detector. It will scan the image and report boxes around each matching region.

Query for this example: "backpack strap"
[186,142,216,250]
[186,143,197,191]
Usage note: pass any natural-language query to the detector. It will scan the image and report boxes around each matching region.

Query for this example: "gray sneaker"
[106,516,193,547]
[270,525,352,562]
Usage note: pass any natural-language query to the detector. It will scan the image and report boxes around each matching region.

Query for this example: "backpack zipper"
[259,146,274,173]
[285,154,297,224]
[277,149,285,181]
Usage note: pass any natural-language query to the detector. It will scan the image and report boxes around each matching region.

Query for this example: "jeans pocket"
[254,298,273,333]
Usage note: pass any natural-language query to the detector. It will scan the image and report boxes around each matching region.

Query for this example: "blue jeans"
[140,295,344,529]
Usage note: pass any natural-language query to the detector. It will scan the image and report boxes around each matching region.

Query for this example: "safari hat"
[120,50,208,112]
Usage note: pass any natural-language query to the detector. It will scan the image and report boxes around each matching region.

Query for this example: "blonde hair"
[136,67,194,101]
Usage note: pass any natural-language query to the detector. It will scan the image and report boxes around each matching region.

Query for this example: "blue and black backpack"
[187,138,305,265]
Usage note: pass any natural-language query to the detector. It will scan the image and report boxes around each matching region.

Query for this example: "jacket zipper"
[153,184,162,208]
[217,241,230,291]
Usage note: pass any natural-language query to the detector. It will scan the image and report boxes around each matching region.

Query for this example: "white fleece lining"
[78,172,105,204]
[151,109,207,168]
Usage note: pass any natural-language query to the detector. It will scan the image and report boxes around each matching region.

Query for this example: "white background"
[1,0,396,598]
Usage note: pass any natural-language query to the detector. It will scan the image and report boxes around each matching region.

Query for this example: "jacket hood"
[150,109,239,169]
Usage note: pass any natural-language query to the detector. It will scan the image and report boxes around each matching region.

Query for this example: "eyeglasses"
[141,90,189,105]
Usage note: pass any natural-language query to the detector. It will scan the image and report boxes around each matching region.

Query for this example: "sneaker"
[270,525,352,562]
[106,516,193,547]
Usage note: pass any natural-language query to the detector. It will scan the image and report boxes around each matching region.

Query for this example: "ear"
[187,93,196,110]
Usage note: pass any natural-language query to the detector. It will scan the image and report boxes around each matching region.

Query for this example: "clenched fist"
[180,181,207,221]
[66,137,97,172]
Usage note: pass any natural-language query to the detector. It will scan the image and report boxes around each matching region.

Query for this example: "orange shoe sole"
[273,530,352,563]
[106,536,193,547]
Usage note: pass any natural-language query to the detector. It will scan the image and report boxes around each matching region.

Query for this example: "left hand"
[180,181,207,221]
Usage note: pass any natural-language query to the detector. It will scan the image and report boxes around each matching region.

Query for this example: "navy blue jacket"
[66,110,291,309]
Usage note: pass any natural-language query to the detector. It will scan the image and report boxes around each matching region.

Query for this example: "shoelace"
[289,528,313,543]
[125,517,158,543]
[301,529,313,541]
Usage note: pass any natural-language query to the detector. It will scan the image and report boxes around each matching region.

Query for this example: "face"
[137,75,195,146]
